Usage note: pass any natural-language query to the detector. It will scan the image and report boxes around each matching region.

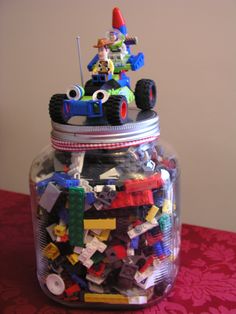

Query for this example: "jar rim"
[51,109,160,151]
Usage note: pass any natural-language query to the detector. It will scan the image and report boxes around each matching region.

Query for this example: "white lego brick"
[88,282,105,294]
[88,237,107,253]
[127,221,158,239]
[137,269,162,290]
[134,266,154,283]
[94,185,116,193]
[39,182,61,212]
[90,229,103,235]
[83,259,94,269]
[99,167,120,179]
[86,273,106,284]
[128,296,147,304]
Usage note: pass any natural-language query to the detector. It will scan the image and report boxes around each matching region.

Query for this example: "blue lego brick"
[130,236,139,249]
[71,273,88,289]
[152,241,164,257]
[52,172,79,188]
[128,52,144,71]
[86,192,96,205]
[63,99,103,119]
[87,54,99,71]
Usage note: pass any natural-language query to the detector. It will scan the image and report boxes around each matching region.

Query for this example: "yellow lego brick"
[84,293,129,304]
[43,242,60,260]
[54,224,67,236]
[162,200,172,214]
[67,253,79,265]
[145,205,159,222]
[95,229,111,241]
[84,219,116,230]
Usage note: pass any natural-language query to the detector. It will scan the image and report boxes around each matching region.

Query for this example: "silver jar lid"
[51,109,160,151]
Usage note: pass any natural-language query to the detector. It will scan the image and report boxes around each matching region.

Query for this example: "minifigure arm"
[108,59,114,74]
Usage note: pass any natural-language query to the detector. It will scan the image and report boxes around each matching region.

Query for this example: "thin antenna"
[76,36,84,87]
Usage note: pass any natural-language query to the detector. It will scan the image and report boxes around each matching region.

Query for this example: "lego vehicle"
[49,8,157,125]
[49,74,156,125]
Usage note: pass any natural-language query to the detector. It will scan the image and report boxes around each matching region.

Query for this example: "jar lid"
[51,109,160,151]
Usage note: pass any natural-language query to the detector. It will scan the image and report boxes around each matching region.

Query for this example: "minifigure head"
[109,31,118,42]
[93,38,113,61]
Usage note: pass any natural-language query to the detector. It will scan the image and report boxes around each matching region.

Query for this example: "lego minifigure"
[92,38,114,76]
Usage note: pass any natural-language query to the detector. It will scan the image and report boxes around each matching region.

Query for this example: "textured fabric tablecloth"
[0,190,236,314]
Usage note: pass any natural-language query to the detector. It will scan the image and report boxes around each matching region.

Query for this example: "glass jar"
[29,109,180,309]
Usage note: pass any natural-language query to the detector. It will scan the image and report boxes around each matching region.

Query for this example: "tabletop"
[0,190,236,314]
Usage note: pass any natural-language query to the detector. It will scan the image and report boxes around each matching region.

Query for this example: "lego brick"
[158,214,172,232]
[39,182,61,212]
[65,284,80,297]
[124,173,163,193]
[84,293,129,304]
[128,220,158,239]
[84,218,116,230]
[54,224,67,236]
[67,253,79,265]
[68,187,85,246]
[108,190,154,209]
[52,172,79,188]
[145,205,159,222]
[128,296,147,304]
[95,229,110,241]
[43,242,60,260]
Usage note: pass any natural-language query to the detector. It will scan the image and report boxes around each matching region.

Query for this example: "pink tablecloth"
[0,190,236,313]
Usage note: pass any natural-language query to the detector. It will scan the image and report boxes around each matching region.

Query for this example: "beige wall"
[1,0,236,231]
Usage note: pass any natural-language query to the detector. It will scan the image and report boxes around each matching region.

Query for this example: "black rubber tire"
[106,95,128,125]
[135,79,157,110]
[49,94,68,124]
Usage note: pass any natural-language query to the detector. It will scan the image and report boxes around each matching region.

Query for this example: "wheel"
[106,95,128,125]
[49,94,68,124]
[135,79,157,110]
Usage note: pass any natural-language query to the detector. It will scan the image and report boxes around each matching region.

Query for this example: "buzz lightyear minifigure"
[106,29,128,67]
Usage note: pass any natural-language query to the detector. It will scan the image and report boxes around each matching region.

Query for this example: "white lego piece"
[134,266,154,283]
[88,237,107,253]
[83,259,94,269]
[73,246,83,254]
[86,273,106,284]
[127,221,158,239]
[80,179,93,192]
[39,182,61,212]
[94,185,116,193]
[136,268,162,290]
[88,282,105,294]
[90,229,102,235]
[46,223,57,241]
[127,248,135,256]
[99,168,120,179]
[128,296,147,304]
[67,152,85,178]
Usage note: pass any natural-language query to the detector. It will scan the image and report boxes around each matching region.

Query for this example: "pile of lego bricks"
[35,144,178,305]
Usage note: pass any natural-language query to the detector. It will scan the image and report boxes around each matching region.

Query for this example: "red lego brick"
[145,232,163,246]
[139,256,154,273]
[65,284,80,297]
[107,190,154,209]
[112,245,127,259]
[87,262,106,277]
[124,173,163,193]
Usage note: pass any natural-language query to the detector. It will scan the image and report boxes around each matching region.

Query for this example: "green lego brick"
[91,251,105,264]
[69,187,85,246]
